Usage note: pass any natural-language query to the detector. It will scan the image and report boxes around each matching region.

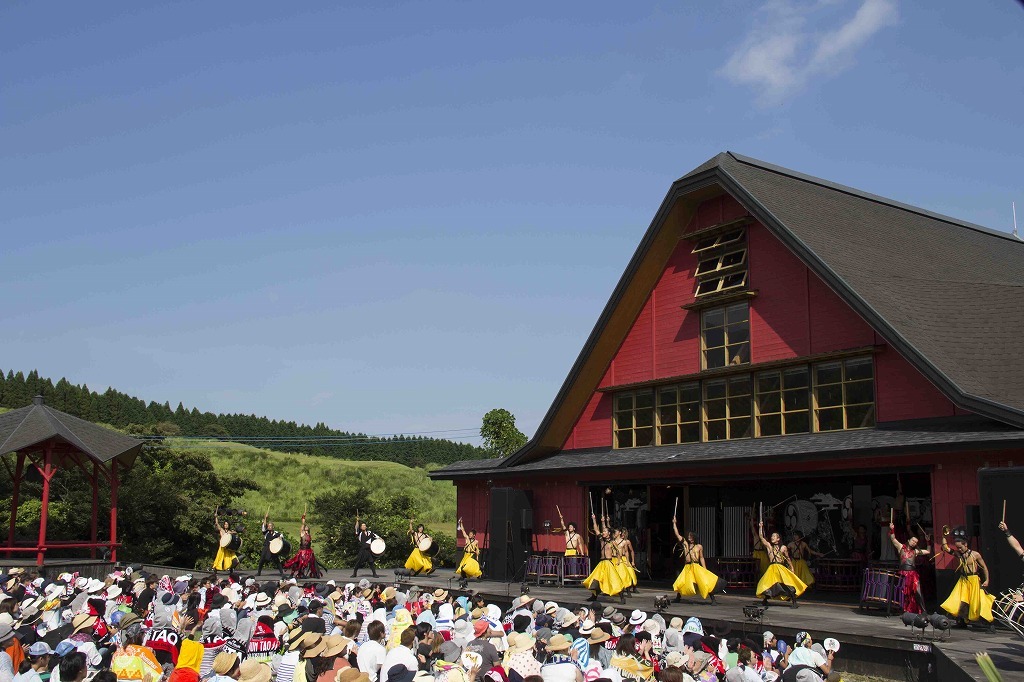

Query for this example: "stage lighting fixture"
[914,614,929,629]
[901,612,917,627]
[653,595,670,612]
[743,604,767,622]
[520,584,530,595]
[929,613,951,632]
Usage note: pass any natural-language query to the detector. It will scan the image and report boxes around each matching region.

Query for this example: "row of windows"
[613,356,875,448]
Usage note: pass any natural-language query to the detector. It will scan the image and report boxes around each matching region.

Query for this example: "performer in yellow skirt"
[939,527,994,625]
[671,518,722,603]
[455,519,482,587]
[755,521,806,608]
[213,512,238,576]
[584,512,626,603]
[787,531,821,587]
[614,525,639,596]
[405,519,433,575]
[750,512,768,576]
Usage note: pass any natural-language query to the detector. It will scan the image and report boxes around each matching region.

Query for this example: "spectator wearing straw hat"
[540,634,582,682]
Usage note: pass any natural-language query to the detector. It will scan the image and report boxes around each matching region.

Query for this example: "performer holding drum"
[213,511,240,577]
[455,518,482,588]
[352,512,380,578]
[405,519,435,575]
[257,511,286,578]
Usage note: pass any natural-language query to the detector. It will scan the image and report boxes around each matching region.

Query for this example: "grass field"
[172,440,457,540]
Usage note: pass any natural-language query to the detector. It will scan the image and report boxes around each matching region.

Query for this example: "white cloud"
[720,0,898,105]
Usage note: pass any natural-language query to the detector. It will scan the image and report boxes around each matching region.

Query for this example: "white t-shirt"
[357,641,388,682]
[380,646,418,682]
[540,661,579,682]
[13,670,42,682]
[788,647,826,669]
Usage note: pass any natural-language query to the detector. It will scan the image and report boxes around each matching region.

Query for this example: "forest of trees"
[0,369,489,468]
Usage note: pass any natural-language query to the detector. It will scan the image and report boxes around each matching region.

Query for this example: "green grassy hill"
[184,440,457,541]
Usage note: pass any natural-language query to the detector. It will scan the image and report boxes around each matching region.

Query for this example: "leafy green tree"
[480,408,527,458]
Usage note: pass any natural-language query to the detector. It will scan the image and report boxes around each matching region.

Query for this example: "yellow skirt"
[756,563,807,600]
[753,549,769,576]
[940,575,994,622]
[405,548,433,572]
[565,549,578,557]
[213,547,236,571]
[791,559,815,586]
[583,559,625,596]
[672,563,720,599]
[613,558,637,588]
[456,552,482,578]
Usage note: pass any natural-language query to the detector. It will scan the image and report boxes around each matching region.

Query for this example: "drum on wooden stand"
[994,589,1024,639]
[221,533,242,552]
[418,536,434,552]
[370,538,387,556]
[269,536,291,556]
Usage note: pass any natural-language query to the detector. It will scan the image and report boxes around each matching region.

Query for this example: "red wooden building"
[433,152,1024,595]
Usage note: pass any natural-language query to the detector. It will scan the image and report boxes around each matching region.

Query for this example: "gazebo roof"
[0,396,143,467]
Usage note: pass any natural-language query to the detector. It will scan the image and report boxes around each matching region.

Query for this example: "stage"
[354,570,1020,682]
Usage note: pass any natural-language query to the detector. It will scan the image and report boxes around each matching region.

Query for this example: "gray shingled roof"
[0,398,143,466]
[718,153,1024,421]
[432,418,1024,479]
[489,152,1024,473]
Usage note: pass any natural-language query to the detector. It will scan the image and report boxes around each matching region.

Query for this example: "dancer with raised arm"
[213,511,239,578]
[405,519,433,576]
[671,517,722,604]
[888,521,929,613]
[583,512,625,604]
[284,511,322,578]
[455,519,482,588]
[557,507,586,556]
[755,520,806,608]
[939,527,994,627]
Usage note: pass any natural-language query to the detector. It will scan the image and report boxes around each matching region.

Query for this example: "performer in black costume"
[257,511,286,578]
[352,513,379,578]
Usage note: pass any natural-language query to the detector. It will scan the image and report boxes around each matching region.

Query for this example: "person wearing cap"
[755,521,806,608]
[583,512,626,604]
[463,621,499,674]
[671,520,722,604]
[540,634,582,682]
[939,526,994,626]
[13,642,52,682]
[786,633,832,679]
[454,520,482,589]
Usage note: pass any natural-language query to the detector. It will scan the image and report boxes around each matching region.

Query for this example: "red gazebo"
[1,395,143,565]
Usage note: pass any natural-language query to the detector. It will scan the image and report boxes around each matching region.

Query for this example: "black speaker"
[978,467,1024,594]
[488,487,533,582]
[965,505,981,538]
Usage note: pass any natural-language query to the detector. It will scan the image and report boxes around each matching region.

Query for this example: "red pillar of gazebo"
[35,443,57,566]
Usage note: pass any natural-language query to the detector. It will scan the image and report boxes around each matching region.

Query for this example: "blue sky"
[2,1,1021,443]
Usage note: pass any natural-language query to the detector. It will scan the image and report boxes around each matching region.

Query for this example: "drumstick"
[673,497,678,520]
[890,508,893,525]
[589,492,594,517]
[1003,500,1007,525]
[759,502,763,526]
